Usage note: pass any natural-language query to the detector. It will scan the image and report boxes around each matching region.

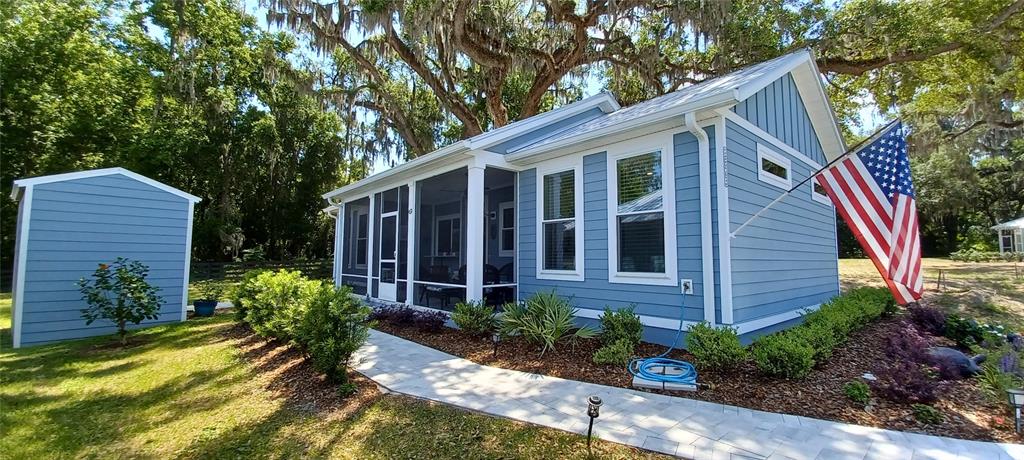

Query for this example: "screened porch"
[336,165,517,311]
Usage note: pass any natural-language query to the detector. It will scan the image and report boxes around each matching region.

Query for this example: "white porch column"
[466,165,485,302]
[367,193,376,298]
[406,183,417,304]
[334,203,345,287]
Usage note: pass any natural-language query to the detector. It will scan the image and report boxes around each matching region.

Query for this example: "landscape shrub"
[884,321,933,363]
[413,310,448,333]
[388,305,420,327]
[789,321,839,362]
[77,258,164,345]
[907,303,947,335]
[911,404,942,424]
[803,287,891,340]
[238,270,316,340]
[451,300,496,336]
[978,351,1024,403]
[231,269,270,321]
[870,361,943,403]
[751,332,815,379]
[949,249,1023,263]
[843,381,871,405]
[296,284,371,384]
[598,306,643,347]
[499,291,598,356]
[684,322,746,370]
[592,338,634,366]
[944,314,985,349]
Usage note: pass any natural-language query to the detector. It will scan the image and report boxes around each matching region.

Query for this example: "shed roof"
[993,216,1024,230]
[11,167,201,203]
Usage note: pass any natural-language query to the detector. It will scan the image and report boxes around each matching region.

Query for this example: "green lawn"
[839,257,1024,328]
[0,296,663,459]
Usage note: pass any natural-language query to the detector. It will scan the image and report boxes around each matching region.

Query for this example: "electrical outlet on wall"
[680,279,694,295]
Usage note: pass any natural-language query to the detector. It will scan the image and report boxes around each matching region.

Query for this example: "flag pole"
[730,119,901,239]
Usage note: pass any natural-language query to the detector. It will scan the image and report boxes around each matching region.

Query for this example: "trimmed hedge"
[751,287,893,379]
[685,322,746,370]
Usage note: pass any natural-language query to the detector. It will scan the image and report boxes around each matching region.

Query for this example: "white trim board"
[11,187,32,348]
[574,302,820,336]
[180,201,195,322]
[713,117,734,325]
[719,109,823,170]
[685,114,716,324]
[12,167,201,203]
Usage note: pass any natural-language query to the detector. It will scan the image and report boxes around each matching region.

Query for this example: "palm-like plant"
[499,291,597,356]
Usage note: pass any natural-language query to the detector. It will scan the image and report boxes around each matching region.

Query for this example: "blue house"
[324,50,845,345]
[9,168,200,347]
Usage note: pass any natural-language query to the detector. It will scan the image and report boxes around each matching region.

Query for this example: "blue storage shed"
[9,168,200,348]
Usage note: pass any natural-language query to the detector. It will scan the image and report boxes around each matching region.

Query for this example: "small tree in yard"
[78,258,163,345]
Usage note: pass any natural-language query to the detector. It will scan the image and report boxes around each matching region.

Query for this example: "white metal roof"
[11,167,202,202]
[323,48,847,203]
[993,216,1024,230]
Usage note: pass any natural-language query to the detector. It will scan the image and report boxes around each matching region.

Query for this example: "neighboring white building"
[993,216,1024,253]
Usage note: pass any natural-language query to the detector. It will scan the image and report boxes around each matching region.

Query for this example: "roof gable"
[12,167,201,203]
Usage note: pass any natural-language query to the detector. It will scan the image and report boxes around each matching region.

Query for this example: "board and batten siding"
[17,174,192,346]
[518,130,708,346]
[726,116,839,323]
[733,73,827,166]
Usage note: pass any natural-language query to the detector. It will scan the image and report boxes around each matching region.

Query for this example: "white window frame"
[348,204,369,269]
[536,159,584,281]
[433,213,461,257]
[498,201,515,257]
[607,133,678,286]
[811,180,832,205]
[756,144,792,190]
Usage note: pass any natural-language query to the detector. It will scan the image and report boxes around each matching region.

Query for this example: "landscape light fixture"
[1008,389,1024,432]
[586,395,603,453]
[491,332,500,358]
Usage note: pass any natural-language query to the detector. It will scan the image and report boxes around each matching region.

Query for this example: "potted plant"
[193,281,222,317]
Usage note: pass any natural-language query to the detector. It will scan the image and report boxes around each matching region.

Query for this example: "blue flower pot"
[194,300,217,317]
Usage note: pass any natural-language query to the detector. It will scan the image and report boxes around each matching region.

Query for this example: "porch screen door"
[379,212,398,301]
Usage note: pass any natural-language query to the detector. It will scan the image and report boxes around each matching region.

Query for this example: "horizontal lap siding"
[727,113,839,324]
[20,174,189,345]
[733,73,827,166]
[518,136,706,341]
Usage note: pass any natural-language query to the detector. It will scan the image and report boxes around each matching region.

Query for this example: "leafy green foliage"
[592,338,635,366]
[944,314,986,349]
[751,333,816,380]
[235,270,317,340]
[684,322,746,370]
[77,258,164,345]
[843,381,871,405]
[498,292,598,356]
[911,404,942,425]
[296,284,371,383]
[231,269,270,321]
[598,306,643,347]
[450,300,497,336]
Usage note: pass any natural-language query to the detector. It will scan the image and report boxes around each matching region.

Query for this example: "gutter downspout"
[685,113,717,326]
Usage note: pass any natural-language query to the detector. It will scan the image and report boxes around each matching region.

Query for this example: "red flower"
[98,263,108,270]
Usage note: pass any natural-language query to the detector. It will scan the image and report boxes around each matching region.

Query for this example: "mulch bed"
[375,316,1022,443]
[223,318,381,418]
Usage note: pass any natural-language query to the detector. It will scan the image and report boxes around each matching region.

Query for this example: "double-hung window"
[608,135,677,285]
[537,166,583,280]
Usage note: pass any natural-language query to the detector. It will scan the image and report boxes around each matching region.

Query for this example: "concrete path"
[352,330,1024,459]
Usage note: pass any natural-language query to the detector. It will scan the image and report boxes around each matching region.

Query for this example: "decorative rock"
[926,347,986,378]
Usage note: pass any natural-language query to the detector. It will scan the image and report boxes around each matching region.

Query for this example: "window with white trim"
[811,180,831,205]
[541,170,577,271]
[498,202,515,257]
[757,145,791,189]
[614,151,667,274]
[350,207,369,267]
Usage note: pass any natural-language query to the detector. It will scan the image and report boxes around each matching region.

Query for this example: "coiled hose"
[627,294,698,385]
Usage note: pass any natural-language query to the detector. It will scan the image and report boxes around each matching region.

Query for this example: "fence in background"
[190,259,333,282]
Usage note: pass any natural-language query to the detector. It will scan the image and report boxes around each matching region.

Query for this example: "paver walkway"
[352,330,1024,459]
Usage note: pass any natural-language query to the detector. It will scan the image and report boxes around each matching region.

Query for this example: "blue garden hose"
[627,294,698,385]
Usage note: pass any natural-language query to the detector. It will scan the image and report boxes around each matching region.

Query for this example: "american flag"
[815,121,923,304]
